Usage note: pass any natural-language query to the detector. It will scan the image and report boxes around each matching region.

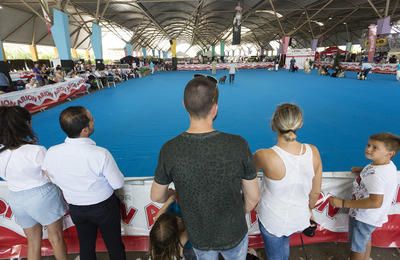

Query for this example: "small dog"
[357,71,366,80]
[219,75,227,84]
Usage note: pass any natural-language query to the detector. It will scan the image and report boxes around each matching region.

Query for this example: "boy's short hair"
[370,133,400,154]
[59,106,90,138]
[184,77,218,119]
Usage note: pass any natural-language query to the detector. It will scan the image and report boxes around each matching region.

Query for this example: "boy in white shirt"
[330,133,400,260]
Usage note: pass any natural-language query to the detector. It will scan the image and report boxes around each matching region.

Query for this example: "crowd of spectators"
[0,59,169,95]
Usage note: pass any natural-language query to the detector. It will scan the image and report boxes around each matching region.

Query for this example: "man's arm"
[102,150,124,189]
[242,178,260,212]
[154,194,176,220]
[150,181,170,203]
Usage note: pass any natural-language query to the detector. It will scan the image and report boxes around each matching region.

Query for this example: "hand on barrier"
[328,196,344,208]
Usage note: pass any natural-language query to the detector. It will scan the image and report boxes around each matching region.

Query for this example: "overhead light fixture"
[255,10,283,18]
[312,21,324,26]
[343,22,347,24]
[328,17,332,20]
[0,6,3,9]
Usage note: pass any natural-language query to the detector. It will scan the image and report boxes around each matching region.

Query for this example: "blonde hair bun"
[271,103,303,142]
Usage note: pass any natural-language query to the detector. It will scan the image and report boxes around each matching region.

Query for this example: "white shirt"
[350,161,398,227]
[258,144,314,237]
[94,71,102,78]
[42,138,124,205]
[0,144,49,192]
[229,63,236,74]
[25,83,36,89]
[362,63,372,70]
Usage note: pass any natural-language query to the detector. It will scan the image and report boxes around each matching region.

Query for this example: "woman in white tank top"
[254,103,323,260]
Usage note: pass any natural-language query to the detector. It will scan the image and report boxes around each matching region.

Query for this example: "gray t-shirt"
[154,131,256,250]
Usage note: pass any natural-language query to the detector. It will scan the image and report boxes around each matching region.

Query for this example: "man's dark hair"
[59,106,90,138]
[184,77,218,119]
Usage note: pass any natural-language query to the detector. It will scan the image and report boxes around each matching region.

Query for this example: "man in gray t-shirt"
[151,76,259,259]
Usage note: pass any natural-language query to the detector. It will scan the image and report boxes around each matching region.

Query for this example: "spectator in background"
[25,78,37,89]
[41,64,49,85]
[150,61,155,75]
[0,72,10,92]
[32,63,44,86]
[389,55,397,64]
[396,61,400,81]
[289,57,296,72]
[211,59,217,75]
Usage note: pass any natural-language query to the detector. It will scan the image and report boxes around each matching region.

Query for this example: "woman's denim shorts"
[8,183,67,229]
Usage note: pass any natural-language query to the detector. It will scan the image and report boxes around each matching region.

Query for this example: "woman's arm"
[309,145,323,209]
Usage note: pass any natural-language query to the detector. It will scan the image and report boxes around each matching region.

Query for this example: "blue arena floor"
[32,69,400,177]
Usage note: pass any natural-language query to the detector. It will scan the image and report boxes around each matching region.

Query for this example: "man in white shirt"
[228,61,237,84]
[43,106,126,260]
[359,61,373,80]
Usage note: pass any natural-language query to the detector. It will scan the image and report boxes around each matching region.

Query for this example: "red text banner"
[0,78,88,113]
[0,172,399,258]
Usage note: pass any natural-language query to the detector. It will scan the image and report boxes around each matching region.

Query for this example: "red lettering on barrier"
[120,202,137,225]
[37,91,54,101]
[314,193,324,208]
[145,203,160,228]
[0,198,13,219]
[17,95,37,105]
[0,100,17,106]
[315,193,340,218]
[394,185,400,204]
[250,209,257,225]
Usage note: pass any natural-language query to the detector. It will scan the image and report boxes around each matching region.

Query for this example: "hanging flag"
[40,0,52,34]
[232,2,242,45]
[367,24,377,62]
[377,16,391,35]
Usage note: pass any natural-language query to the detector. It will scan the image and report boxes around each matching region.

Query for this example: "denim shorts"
[8,183,67,229]
[193,233,248,260]
[349,217,376,253]
[259,220,290,260]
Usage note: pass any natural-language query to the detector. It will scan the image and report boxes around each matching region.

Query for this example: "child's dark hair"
[370,133,400,155]
[0,106,37,153]
[149,213,181,260]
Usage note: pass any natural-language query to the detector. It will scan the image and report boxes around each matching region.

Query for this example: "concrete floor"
[37,243,400,260]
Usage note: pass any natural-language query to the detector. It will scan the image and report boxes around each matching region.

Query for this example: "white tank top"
[258,144,314,237]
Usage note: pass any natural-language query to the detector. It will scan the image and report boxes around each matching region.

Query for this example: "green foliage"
[5,49,31,59]
[40,53,56,60]
[139,67,150,74]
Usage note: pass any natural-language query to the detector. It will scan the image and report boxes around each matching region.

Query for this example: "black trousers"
[69,193,126,260]
[229,74,235,83]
